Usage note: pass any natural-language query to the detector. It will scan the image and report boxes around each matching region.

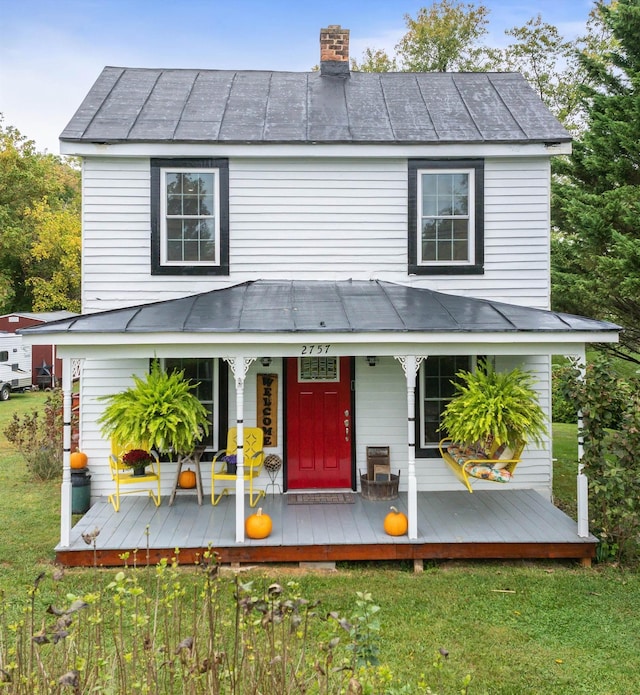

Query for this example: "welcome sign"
[257,373,278,447]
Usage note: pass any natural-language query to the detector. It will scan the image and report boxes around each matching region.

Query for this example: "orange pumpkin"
[70,451,88,469]
[383,506,408,536]
[245,508,272,539]
[178,468,197,489]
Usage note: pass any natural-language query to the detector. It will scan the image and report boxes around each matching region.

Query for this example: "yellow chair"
[211,427,265,507]
[438,437,525,493]
[108,442,161,512]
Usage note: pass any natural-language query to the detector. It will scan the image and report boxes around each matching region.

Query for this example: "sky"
[1,0,595,155]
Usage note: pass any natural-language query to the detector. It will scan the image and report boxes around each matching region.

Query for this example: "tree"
[351,1,499,73]
[396,1,498,72]
[500,15,580,128]
[0,115,81,312]
[351,48,398,73]
[551,0,640,362]
[25,200,81,312]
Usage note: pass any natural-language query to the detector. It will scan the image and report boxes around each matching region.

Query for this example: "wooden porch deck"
[57,490,597,567]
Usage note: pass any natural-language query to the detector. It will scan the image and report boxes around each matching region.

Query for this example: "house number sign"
[300,344,331,355]
[257,373,277,447]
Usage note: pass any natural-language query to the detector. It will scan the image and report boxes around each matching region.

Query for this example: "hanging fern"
[439,359,547,449]
[98,360,210,454]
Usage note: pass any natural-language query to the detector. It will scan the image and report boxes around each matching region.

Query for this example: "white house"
[22,26,619,566]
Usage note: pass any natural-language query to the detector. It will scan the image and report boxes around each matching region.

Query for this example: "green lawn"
[0,396,638,693]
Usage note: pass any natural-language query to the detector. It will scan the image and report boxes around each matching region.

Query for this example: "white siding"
[79,357,149,497]
[80,354,552,501]
[81,155,551,312]
[354,355,552,497]
[78,150,554,500]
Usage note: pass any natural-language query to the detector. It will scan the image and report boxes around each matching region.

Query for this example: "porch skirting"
[57,490,597,567]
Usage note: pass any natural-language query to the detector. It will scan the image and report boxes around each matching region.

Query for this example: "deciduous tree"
[0,115,80,312]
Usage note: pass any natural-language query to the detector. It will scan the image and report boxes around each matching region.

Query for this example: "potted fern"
[98,360,210,457]
[439,359,547,452]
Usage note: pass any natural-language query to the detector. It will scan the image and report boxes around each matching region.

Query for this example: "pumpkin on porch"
[383,506,408,536]
[70,451,88,469]
[245,508,272,539]
[178,467,197,489]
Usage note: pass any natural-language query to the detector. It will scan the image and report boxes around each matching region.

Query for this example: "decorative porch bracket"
[223,357,256,543]
[394,355,426,540]
[60,357,75,547]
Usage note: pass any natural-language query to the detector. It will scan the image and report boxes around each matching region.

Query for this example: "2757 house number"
[300,344,331,355]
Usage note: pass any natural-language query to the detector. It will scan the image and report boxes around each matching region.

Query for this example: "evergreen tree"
[551,0,640,362]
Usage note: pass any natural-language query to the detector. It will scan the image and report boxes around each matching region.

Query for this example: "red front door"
[286,357,353,489]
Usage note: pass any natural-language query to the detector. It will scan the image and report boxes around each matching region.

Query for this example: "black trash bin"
[71,468,91,514]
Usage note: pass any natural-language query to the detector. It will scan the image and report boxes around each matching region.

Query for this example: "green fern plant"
[439,359,547,449]
[98,360,209,454]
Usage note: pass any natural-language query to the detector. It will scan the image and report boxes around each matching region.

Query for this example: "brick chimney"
[320,25,350,77]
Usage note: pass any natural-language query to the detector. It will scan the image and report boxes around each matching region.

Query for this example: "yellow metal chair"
[211,427,265,507]
[108,441,161,512]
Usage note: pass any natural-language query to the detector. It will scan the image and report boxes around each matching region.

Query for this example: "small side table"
[264,454,282,495]
[169,445,206,506]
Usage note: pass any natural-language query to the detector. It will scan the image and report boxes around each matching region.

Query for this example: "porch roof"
[20,280,619,339]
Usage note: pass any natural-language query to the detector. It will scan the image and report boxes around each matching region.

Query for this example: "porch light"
[366,356,378,367]
[261,357,272,367]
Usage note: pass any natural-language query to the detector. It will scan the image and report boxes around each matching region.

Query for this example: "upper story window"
[151,158,229,276]
[408,159,484,275]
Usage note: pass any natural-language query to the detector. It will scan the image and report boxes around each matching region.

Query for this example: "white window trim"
[160,167,221,267]
[416,167,475,266]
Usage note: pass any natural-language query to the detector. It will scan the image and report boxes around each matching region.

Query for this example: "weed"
[3,390,65,481]
[0,555,470,694]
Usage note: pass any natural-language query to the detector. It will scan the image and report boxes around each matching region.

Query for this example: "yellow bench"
[439,437,525,493]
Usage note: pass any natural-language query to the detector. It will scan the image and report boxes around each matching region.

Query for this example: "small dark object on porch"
[359,472,400,501]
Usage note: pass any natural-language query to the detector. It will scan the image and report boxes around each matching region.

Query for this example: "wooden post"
[225,357,256,543]
[60,357,73,547]
[395,355,425,540]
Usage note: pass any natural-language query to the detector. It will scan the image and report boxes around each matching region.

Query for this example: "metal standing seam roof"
[19,281,619,336]
[60,67,571,146]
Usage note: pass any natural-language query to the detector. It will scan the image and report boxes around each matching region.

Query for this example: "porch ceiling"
[20,281,619,343]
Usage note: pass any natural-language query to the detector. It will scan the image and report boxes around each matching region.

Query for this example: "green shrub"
[559,356,640,562]
[3,390,64,481]
[552,364,577,423]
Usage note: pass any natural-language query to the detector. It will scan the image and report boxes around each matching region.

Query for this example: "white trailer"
[0,332,32,400]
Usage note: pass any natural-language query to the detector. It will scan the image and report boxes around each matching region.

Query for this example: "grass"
[552,422,579,518]
[0,390,59,583]
[0,395,639,693]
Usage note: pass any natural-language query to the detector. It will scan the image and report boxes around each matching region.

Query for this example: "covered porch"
[58,489,597,568]
[20,280,619,561]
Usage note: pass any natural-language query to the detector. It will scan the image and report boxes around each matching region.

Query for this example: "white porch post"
[224,357,256,543]
[395,355,425,540]
[60,357,73,547]
[575,352,589,538]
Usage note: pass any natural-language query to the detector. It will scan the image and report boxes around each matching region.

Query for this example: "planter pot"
[132,465,147,477]
[360,472,399,501]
